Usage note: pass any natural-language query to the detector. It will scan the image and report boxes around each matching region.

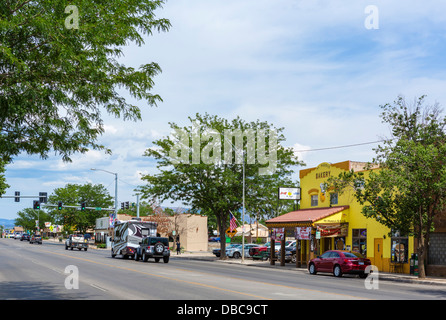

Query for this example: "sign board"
[271,228,285,241]
[295,227,311,240]
[278,187,301,200]
[225,228,237,238]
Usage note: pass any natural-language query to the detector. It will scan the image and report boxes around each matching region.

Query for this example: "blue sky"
[2,0,446,220]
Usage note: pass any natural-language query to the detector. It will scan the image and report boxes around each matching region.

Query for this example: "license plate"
[359,261,364,265]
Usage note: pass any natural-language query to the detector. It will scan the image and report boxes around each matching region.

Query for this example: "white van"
[111,220,157,259]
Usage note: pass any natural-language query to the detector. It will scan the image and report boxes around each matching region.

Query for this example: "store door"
[374,238,383,271]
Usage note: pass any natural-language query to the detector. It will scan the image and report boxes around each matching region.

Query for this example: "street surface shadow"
[0,281,99,300]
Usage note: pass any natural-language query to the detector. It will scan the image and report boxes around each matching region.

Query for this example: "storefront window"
[352,228,367,256]
[391,230,408,263]
[330,193,338,205]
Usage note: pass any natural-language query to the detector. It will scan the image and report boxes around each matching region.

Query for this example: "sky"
[2,0,446,220]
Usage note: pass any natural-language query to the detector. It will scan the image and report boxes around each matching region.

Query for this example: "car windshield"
[343,251,364,258]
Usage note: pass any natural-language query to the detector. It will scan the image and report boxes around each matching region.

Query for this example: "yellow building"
[266,161,414,274]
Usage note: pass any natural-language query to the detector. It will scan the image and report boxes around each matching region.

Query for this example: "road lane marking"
[34,246,371,300]
[36,248,271,300]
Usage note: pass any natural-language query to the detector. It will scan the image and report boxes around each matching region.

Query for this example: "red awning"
[265,206,349,228]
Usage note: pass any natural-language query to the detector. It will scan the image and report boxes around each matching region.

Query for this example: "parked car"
[135,236,170,263]
[226,243,260,259]
[213,244,239,257]
[209,236,221,242]
[14,233,22,240]
[308,250,371,278]
[29,234,42,244]
[20,234,30,241]
[249,240,294,257]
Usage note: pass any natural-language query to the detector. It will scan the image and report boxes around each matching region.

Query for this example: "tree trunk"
[217,213,227,260]
[416,223,427,278]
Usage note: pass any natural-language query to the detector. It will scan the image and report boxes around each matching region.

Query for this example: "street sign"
[225,228,237,238]
[95,207,102,211]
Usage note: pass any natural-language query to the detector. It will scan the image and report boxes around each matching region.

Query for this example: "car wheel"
[154,257,160,263]
[65,245,68,250]
[233,252,241,259]
[163,256,169,263]
[111,250,116,258]
[84,248,87,251]
[359,272,367,279]
[135,253,140,261]
[309,263,317,275]
[142,251,149,262]
[333,265,342,277]
[291,254,296,264]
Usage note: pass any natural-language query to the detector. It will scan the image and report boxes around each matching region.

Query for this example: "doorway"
[374,238,383,271]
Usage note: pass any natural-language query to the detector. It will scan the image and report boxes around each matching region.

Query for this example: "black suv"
[135,237,170,263]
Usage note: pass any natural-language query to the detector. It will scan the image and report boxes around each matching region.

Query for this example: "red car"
[308,250,371,278]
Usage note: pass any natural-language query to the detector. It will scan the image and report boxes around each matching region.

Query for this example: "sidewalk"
[174,250,446,287]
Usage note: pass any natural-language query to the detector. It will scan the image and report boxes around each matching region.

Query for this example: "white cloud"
[2,0,446,219]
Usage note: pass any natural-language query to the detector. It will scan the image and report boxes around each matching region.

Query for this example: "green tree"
[140,113,304,259]
[327,96,446,278]
[0,0,170,164]
[15,207,51,233]
[47,183,114,234]
[0,161,9,196]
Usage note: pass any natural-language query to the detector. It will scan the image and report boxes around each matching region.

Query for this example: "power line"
[295,139,388,152]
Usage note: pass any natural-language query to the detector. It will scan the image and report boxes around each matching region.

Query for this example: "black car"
[135,237,170,263]
[30,234,42,244]
[20,234,30,241]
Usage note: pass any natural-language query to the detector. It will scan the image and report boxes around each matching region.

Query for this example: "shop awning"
[265,205,349,228]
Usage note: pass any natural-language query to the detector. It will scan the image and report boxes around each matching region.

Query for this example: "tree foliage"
[0,0,170,163]
[327,96,446,278]
[15,207,50,232]
[140,113,304,258]
[47,183,114,234]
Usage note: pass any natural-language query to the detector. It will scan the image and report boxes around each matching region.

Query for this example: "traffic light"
[58,201,63,210]
[81,202,86,211]
[121,202,125,210]
[14,191,20,202]
[33,200,40,210]
[125,201,129,209]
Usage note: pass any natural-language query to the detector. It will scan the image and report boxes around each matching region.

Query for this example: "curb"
[174,254,446,287]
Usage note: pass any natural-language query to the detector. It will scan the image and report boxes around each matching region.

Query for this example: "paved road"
[1,238,445,302]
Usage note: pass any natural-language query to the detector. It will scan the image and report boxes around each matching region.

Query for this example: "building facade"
[267,161,415,274]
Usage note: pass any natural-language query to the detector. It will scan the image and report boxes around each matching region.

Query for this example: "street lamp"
[90,168,118,222]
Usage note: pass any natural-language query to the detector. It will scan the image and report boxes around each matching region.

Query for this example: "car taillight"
[344,259,353,264]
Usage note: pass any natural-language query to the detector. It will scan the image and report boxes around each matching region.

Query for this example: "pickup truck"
[65,234,88,251]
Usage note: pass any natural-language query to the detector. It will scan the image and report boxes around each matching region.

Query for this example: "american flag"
[229,212,237,231]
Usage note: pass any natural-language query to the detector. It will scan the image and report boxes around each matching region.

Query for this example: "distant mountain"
[0,219,15,229]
